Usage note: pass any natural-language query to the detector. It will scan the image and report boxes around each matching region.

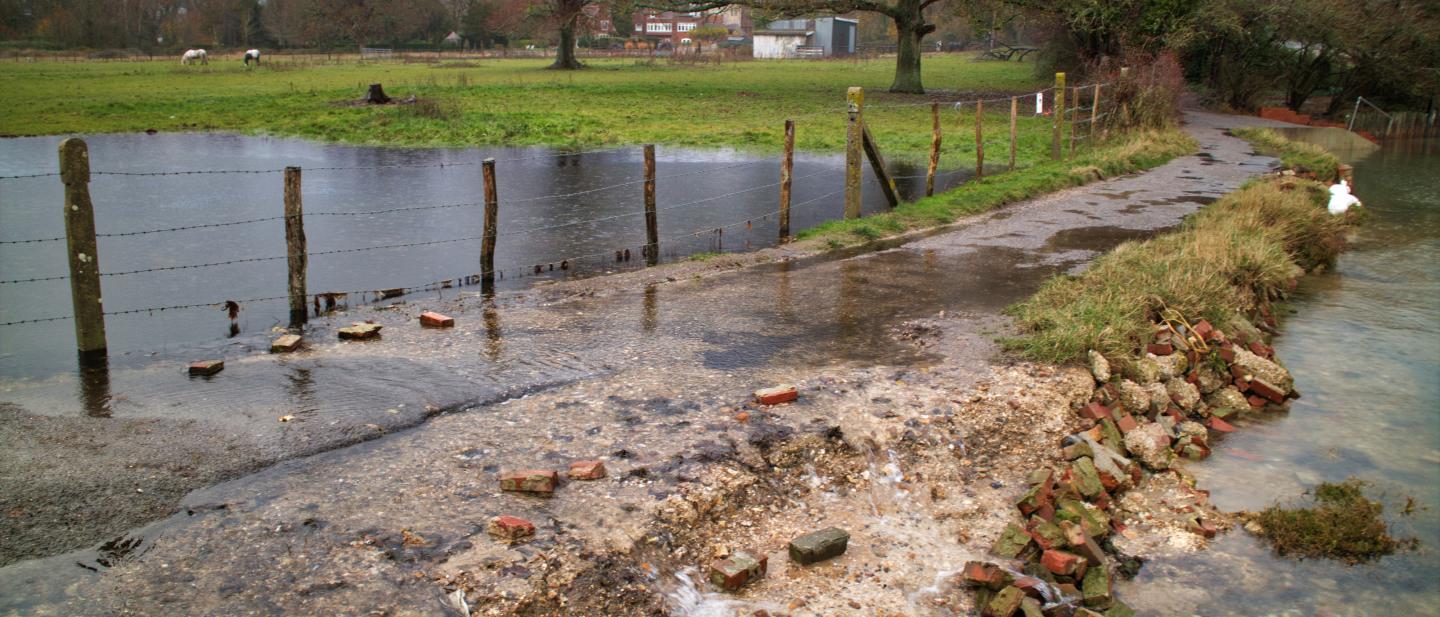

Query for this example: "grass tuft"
[1232,128,1342,183]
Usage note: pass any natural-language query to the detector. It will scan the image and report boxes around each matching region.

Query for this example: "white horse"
[181,49,208,65]
[243,49,260,66]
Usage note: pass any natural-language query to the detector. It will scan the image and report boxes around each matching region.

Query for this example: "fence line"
[4,73,1132,363]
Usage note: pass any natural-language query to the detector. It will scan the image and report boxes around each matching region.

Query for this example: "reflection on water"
[1119,136,1440,615]
[0,134,970,379]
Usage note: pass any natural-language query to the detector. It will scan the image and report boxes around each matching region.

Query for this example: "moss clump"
[1250,479,1410,563]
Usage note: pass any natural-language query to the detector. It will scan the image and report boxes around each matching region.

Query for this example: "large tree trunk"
[550,17,584,69]
[888,0,932,94]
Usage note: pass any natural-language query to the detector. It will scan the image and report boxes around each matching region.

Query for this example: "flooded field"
[0,133,969,378]
[1118,136,1440,615]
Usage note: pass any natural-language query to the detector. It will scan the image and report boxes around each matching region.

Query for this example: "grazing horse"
[181,49,208,65]
[243,49,260,66]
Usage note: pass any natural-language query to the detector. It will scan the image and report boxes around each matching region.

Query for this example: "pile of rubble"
[962,314,1297,616]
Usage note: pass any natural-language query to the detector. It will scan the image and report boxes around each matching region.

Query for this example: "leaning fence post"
[481,158,498,289]
[1009,96,1018,171]
[59,138,107,364]
[1052,72,1066,160]
[779,120,795,242]
[283,166,307,327]
[643,144,659,265]
[975,100,985,179]
[845,86,864,219]
[926,102,941,197]
[1090,84,1101,142]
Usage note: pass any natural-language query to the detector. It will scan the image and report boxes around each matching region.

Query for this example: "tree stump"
[365,83,391,105]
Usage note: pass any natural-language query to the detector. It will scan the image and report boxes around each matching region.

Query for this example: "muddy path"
[0,111,1300,614]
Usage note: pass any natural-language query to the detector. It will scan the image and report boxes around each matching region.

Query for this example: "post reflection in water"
[482,295,503,362]
[775,260,794,321]
[77,357,112,418]
[642,284,659,333]
[283,367,316,416]
[834,259,865,348]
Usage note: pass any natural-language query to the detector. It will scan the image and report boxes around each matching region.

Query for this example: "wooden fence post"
[1090,84,1101,141]
[1009,96,1018,171]
[845,86,864,219]
[1068,87,1078,159]
[926,102,941,197]
[58,138,107,364]
[779,119,795,242]
[860,127,901,208]
[283,166,307,327]
[481,158,498,289]
[975,100,984,179]
[1052,72,1066,160]
[643,144,659,265]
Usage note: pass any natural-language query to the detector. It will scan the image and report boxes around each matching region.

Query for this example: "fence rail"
[2,74,1122,367]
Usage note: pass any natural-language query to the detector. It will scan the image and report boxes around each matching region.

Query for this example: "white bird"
[1327,180,1361,215]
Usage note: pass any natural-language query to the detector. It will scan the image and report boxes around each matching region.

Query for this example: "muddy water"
[1119,136,1440,615]
[0,134,964,378]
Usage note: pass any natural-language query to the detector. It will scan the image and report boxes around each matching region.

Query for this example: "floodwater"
[1118,136,1440,615]
[0,133,971,378]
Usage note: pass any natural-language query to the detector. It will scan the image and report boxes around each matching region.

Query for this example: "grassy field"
[0,55,1053,163]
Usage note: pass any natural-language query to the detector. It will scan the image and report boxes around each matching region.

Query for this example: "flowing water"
[0,134,964,378]
[1118,136,1440,615]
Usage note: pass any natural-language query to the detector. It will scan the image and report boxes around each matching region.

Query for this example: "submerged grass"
[1005,175,1348,365]
[797,129,1197,245]
[1232,128,1343,183]
[1249,479,1412,563]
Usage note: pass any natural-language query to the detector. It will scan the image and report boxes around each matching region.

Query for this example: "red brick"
[1250,379,1287,404]
[1013,576,1047,599]
[1115,413,1139,435]
[1219,347,1236,363]
[420,311,455,328]
[1079,402,1112,421]
[754,385,798,405]
[1040,550,1081,576]
[1248,395,1268,408]
[961,561,1010,589]
[567,460,607,480]
[1146,343,1173,356]
[1205,417,1236,433]
[499,469,558,493]
[1248,341,1271,358]
[487,516,536,542]
[1193,320,1214,340]
[188,360,224,376]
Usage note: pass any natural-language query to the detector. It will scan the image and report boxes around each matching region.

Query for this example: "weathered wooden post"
[779,120,795,242]
[845,86,864,219]
[643,144,659,266]
[1090,84,1101,141]
[58,138,107,364]
[283,166,307,327]
[1052,72,1066,160]
[974,100,984,178]
[481,158,498,289]
[926,102,941,197]
[1068,87,1078,159]
[1009,96,1019,171]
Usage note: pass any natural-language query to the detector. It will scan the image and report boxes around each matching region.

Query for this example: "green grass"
[0,55,1048,162]
[1232,128,1342,183]
[1250,479,1412,563]
[797,129,1198,245]
[1005,175,1349,365]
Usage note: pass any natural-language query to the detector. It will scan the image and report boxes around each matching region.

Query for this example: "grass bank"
[0,56,1050,162]
[1232,128,1343,183]
[797,129,1197,247]
[1005,170,1348,365]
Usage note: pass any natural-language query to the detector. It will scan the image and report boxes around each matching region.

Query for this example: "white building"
[752,17,857,59]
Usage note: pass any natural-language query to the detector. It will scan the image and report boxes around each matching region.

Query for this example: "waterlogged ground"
[0,112,1299,614]
[1116,135,1440,616]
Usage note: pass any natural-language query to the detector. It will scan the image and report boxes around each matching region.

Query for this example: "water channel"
[0,133,966,378]
[1118,135,1440,615]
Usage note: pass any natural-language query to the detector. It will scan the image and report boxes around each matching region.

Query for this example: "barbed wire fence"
[0,75,1119,355]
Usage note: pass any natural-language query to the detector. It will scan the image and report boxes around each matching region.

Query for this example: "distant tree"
[536,0,592,68]
[690,23,727,51]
